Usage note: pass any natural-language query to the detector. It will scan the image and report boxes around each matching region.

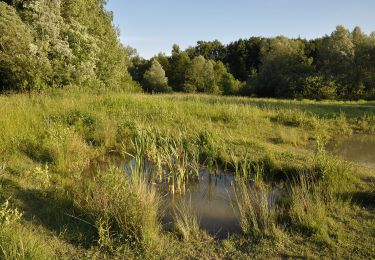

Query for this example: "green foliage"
[0,2,41,91]
[302,75,338,100]
[143,59,171,93]
[130,26,375,100]
[76,167,161,253]
[254,37,313,98]
[0,0,136,92]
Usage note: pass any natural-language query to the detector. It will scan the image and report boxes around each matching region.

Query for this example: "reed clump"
[172,199,201,241]
[232,179,279,239]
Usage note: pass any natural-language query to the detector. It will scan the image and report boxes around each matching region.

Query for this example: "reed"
[231,179,278,239]
[172,198,200,241]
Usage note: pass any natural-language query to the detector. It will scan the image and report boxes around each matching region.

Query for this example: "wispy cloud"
[119,36,162,44]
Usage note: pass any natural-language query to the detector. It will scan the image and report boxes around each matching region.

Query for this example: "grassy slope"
[0,90,374,259]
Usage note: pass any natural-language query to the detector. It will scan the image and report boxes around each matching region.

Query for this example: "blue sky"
[105,0,375,59]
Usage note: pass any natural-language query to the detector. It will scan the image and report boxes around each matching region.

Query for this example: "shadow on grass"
[344,191,375,209]
[175,95,375,119]
[345,175,375,209]
[2,178,98,248]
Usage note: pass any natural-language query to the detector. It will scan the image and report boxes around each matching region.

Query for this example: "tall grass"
[289,174,332,241]
[0,200,55,259]
[232,179,278,239]
[172,198,200,241]
[74,167,161,254]
[287,141,354,243]
[0,90,373,258]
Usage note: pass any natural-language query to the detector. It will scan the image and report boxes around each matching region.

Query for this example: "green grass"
[0,89,374,258]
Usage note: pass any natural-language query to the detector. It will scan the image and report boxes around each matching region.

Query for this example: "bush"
[221,72,241,95]
[183,83,197,93]
[302,75,338,100]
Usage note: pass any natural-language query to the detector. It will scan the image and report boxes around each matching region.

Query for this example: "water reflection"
[326,135,375,168]
[163,170,241,238]
[124,159,241,237]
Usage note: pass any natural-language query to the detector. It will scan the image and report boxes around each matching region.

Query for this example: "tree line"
[130,26,375,100]
[1,1,374,100]
[0,0,136,92]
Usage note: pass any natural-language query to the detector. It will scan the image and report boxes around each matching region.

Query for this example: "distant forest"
[1,0,375,100]
[131,26,375,100]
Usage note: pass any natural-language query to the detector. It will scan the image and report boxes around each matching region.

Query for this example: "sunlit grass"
[0,89,374,258]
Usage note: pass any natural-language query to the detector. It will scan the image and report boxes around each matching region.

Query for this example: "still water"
[121,134,375,237]
[161,170,241,238]
[124,159,241,238]
[326,135,375,168]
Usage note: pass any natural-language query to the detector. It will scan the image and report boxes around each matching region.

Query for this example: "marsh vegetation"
[0,90,374,258]
[1,1,375,258]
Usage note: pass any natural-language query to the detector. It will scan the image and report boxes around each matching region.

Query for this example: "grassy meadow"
[0,89,374,259]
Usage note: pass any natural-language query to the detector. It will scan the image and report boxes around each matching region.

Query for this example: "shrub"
[302,75,338,100]
[183,83,197,93]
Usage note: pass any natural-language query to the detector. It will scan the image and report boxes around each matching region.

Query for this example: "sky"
[105,0,375,59]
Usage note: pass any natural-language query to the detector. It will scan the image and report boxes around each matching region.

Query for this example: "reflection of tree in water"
[200,171,233,203]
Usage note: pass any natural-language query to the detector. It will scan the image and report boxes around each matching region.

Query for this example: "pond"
[326,134,375,168]
[161,169,241,238]
[123,159,241,238]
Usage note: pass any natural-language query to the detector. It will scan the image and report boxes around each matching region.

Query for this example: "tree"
[213,61,240,95]
[318,26,355,97]
[194,40,225,60]
[154,53,170,75]
[224,37,262,81]
[128,55,150,84]
[169,47,191,91]
[62,0,134,90]
[185,56,206,92]
[254,37,312,97]
[0,0,137,92]
[0,2,43,91]
[220,73,241,95]
[185,56,219,93]
[351,27,375,99]
[143,59,171,93]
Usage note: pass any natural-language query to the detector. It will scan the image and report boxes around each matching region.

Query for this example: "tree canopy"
[143,59,170,93]
[1,2,374,101]
[0,0,136,92]
[129,25,375,100]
